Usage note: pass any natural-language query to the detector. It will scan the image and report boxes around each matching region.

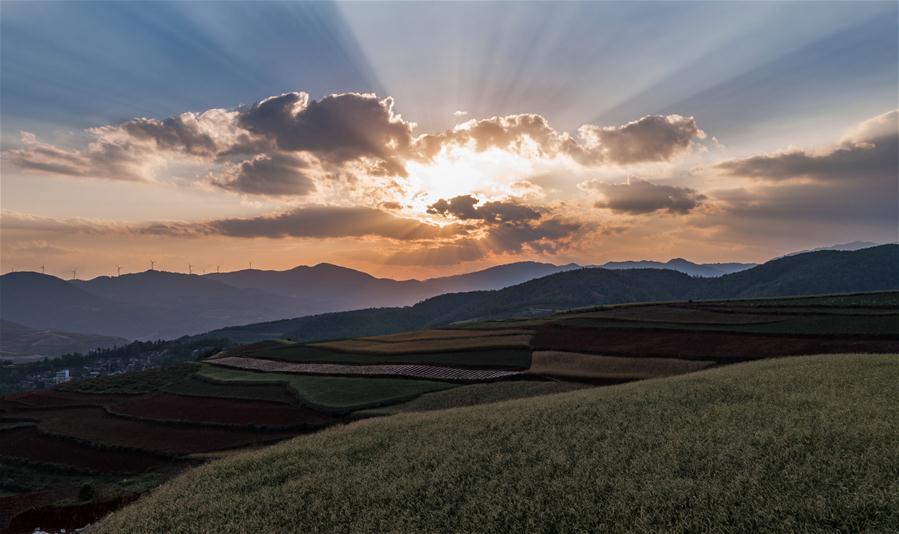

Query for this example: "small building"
[54,369,71,384]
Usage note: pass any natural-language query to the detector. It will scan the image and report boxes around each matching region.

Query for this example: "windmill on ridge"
[71,268,78,280]
[188,264,193,275]
[150,260,156,271]
[116,265,121,277]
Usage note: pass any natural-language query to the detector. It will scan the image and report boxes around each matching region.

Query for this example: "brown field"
[0,427,168,473]
[312,334,533,354]
[23,407,298,455]
[208,356,524,383]
[531,325,899,361]
[528,351,715,380]
[107,393,338,429]
[6,494,139,533]
[562,305,786,325]
[359,328,534,343]
[5,390,131,409]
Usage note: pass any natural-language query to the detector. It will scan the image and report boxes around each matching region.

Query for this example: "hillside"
[94,354,899,533]
[200,245,899,344]
[599,258,755,277]
[0,321,127,363]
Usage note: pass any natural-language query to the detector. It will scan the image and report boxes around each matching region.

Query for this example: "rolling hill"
[0,321,127,363]
[92,354,899,533]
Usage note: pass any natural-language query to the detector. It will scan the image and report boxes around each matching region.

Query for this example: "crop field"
[197,365,457,413]
[5,291,899,531]
[253,344,533,369]
[311,334,533,354]
[161,376,298,405]
[528,351,715,380]
[532,325,899,361]
[0,427,170,473]
[108,393,339,429]
[19,407,299,455]
[208,356,524,383]
[93,354,899,533]
[358,328,534,343]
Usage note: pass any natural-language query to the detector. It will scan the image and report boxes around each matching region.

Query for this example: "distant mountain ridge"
[2,244,892,342]
[198,245,899,344]
[598,258,755,277]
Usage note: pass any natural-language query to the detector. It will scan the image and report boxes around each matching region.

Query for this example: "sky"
[1,1,897,280]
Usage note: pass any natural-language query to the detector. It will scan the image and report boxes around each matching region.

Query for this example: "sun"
[401,145,540,217]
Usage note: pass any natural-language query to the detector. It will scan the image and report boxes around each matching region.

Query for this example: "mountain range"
[198,245,899,345]
[0,244,892,355]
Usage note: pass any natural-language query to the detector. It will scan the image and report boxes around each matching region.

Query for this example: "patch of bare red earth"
[108,393,339,429]
[5,390,131,409]
[533,326,899,361]
[3,493,138,534]
[0,427,167,473]
[19,407,297,455]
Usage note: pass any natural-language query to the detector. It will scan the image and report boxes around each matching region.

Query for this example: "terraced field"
[3,291,898,531]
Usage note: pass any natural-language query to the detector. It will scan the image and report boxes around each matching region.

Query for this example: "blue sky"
[1,1,896,278]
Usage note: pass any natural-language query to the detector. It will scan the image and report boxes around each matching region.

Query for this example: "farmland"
[2,291,898,531]
[94,354,899,533]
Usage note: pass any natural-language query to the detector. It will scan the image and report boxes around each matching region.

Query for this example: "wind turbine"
[71,268,78,280]
[150,260,156,271]
[216,265,221,274]
[116,265,121,277]
[188,264,193,275]
[41,264,45,274]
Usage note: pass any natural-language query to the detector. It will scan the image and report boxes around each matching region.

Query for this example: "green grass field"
[96,354,899,533]
[196,365,456,413]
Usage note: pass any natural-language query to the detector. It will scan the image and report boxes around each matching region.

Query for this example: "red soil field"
[5,390,131,409]
[29,407,298,455]
[5,494,139,533]
[532,326,899,361]
[0,487,75,531]
[108,393,339,429]
[0,427,168,473]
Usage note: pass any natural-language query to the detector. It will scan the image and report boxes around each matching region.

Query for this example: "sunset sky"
[1,1,897,279]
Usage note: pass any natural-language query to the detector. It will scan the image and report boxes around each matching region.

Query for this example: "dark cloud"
[427,195,541,223]
[118,113,220,157]
[590,178,705,214]
[238,92,414,176]
[140,206,451,241]
[700,110,898,244]
[716,110,897,183]
[427,195,581,257]
[386,240,487,266]
[575,115,703,165]
[211,153,316,196]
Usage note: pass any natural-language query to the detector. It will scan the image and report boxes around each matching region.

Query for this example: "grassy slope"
[97,354,898,533]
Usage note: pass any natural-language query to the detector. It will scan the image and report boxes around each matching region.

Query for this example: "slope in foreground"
[96,354,899,533]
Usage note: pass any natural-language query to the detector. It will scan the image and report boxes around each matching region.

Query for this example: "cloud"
[3,91,707,198]
[426,196,583,257]
[575,114,704,165]
[141,206,453,241]
[715,110,897,182]
[237,92,414,176]
[211,153,317,196]
[588,178,706,214]
[413,113,705,166]
[3,132,156,181]
[427,195,541,223]
[699,110,898,243]
[453,110,469,117]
